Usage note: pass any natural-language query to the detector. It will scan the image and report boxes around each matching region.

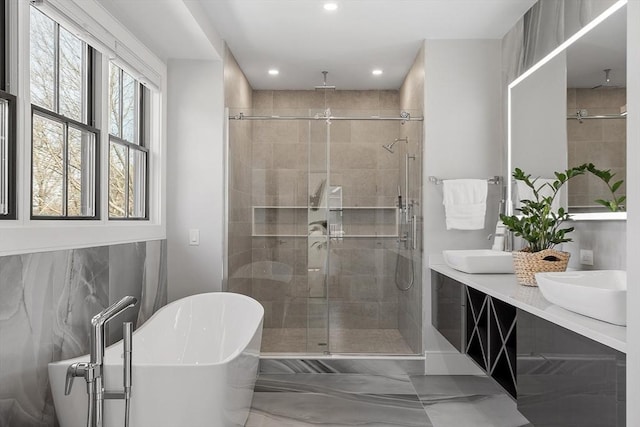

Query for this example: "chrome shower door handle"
[411,215,417,250]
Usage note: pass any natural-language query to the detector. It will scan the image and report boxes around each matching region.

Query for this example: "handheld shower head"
[383,143,395,153]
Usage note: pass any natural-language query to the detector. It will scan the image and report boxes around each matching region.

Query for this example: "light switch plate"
[189,229,200,246]
[579,249,594,266]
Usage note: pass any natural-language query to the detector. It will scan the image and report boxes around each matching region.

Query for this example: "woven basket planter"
[512,248,570,286]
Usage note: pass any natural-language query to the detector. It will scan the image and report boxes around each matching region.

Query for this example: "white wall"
[422,40,502,372]
[626,0,639,423]
[564,220,626,270]
[166,59,225,302]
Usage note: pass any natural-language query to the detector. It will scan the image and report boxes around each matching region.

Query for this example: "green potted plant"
[500,163,624,286]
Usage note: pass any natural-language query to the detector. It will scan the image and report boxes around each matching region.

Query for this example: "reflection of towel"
[515,179,561,212]
[442,179,488,230]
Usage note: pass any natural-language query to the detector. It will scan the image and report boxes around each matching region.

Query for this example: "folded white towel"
[442,179,488,230]
[515,179,561,212]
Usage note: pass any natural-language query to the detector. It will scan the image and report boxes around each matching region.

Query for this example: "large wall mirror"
[508,1,627,220]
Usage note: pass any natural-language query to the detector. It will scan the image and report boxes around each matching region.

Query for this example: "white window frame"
[0,0,166,256]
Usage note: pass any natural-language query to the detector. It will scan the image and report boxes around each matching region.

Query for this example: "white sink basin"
[442,249,514,274]
[535,270,627,326]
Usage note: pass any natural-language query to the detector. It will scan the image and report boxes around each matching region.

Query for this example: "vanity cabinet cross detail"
[432,270,626,427]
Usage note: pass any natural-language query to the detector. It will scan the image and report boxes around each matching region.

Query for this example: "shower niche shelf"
[252,206,399,238]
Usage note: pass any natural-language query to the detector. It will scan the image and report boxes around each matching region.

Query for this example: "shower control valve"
[65,362,96,395]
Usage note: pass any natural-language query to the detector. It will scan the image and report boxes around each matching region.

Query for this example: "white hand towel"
[442,179,488,230]
[515,179,561,212]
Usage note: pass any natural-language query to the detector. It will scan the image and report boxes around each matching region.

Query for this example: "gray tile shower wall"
[0,240,167,427]
[248,89,421,352]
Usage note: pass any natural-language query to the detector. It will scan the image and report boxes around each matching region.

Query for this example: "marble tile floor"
[261,328,415,354]
[246,374,532,427]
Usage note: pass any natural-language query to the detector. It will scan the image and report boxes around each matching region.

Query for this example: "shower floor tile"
[247,373,531,427]
[261,328,414,354]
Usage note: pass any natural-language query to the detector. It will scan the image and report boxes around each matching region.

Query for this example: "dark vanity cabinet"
[517,309,626,427]
[466,287,517,398]
[432,270,627,427]
[431,271,465,352]
[431,272,517,398]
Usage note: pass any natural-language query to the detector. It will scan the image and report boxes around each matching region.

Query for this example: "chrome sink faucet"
[65,296,138,427]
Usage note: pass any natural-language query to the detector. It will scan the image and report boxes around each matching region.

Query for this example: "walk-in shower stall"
[226,90,423,355]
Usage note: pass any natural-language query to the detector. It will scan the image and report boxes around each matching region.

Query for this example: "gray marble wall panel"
[107,243,145,344]
[137,240,168,325]
[0,240,167,427]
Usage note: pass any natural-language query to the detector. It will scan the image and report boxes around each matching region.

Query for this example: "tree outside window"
[108,63,147,219]
[30,6,98,218]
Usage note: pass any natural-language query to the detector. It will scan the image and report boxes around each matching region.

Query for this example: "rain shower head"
[314,71,336,91]
[591,68,622,89]
[382,137,408,153]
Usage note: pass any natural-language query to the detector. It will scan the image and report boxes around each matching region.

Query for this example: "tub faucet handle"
[65,362,94,395]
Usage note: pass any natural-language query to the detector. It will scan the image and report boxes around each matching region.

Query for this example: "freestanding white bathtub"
[48,292,264,427]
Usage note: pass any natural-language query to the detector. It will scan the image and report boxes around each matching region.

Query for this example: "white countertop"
[429,259,627,353]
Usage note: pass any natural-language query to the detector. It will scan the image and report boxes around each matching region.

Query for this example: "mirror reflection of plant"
[585,163,626,212]
[500,163,625,253]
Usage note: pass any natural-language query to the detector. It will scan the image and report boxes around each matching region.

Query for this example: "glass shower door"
[306,112,330,353]
[324,110,423,355]
[227,105,423,355]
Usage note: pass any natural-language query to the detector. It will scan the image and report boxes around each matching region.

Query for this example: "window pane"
[67,126,95,216]
[30,8,56,111]
[0,98,7,214]
[32,114,64,216]
[128,148,146,218]
[109,141,126,217]
[58,27,84,122]
[109,63,120,137]
[122,71,136,143]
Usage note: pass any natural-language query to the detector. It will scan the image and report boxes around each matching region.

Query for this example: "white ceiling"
[95,0,223,61]
[97,0,538,90]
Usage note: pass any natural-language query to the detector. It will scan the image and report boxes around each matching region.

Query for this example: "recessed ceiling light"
[323,2,338,11]
[372,69,383,76]
[268,69,279,76]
